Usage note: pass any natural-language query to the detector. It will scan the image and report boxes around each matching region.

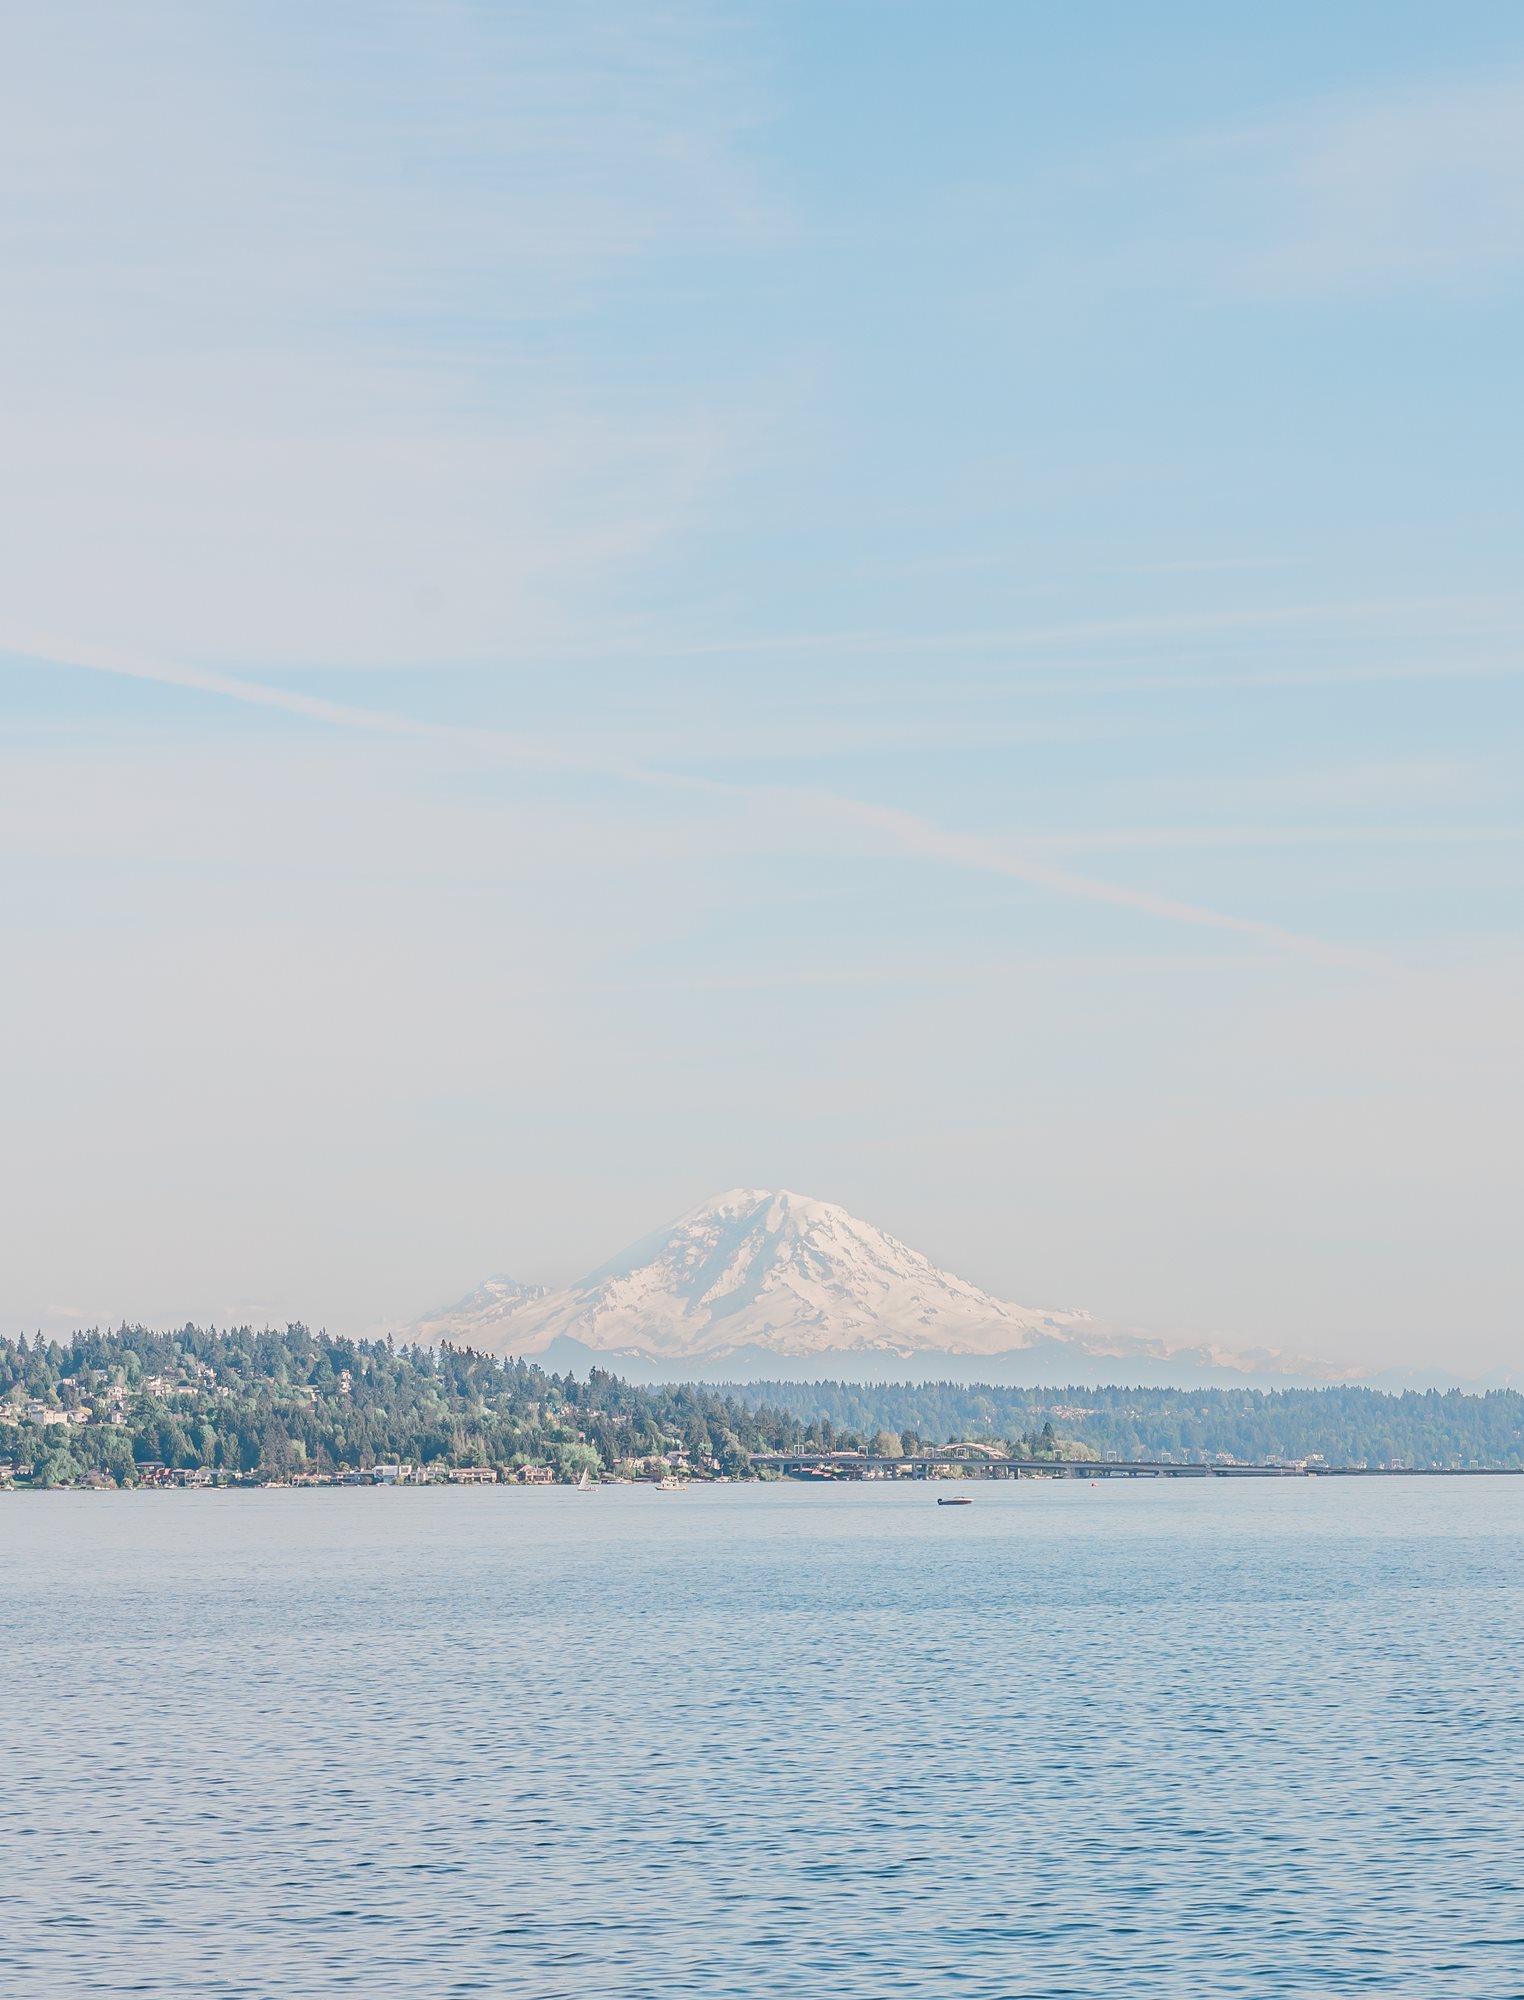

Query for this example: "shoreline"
[6,1464,1524,1494]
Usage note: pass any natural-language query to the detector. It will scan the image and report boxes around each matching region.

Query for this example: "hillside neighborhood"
[2,1324,1522,1487]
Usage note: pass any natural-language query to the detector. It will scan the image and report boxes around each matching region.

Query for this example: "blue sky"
[2,2,1521,1369]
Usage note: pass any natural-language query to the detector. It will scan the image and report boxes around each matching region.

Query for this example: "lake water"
[3,1478,1522,1997]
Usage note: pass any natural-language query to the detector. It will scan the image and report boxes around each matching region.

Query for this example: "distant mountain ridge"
[412,1188,1345,1388]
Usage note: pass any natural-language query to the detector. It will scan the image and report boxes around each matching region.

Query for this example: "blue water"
[3,1479,1522,1997]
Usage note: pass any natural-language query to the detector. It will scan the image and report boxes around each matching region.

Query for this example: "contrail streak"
[11,640,1373,965]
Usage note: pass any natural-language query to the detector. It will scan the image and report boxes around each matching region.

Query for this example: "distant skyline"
[3,4,1521,1373]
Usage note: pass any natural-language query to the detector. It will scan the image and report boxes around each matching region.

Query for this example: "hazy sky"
[3,2,1522,1373]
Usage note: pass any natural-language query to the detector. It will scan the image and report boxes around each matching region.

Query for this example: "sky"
[2,1,1521,1375]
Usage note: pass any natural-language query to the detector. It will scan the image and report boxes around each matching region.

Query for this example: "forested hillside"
[722,1378,1524,1471]
[2,1326,1522,1485]
[0,1326,789,1486]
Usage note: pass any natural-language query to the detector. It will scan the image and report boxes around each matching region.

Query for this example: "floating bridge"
[750,1454,1522,1479]
[752,1453,1302,1479]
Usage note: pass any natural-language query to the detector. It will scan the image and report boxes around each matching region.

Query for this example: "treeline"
[4,1328,1523,1485]
[715,1378,1524,1469]
[0,1325,895,1486]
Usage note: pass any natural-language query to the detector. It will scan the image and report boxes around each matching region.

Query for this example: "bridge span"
[751,1453,1306,1479]
[752,1455,1524,1479]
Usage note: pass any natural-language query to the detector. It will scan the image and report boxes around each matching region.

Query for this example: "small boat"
[656,1474,688,1490]
[937,1495,973,1506]
[576,1469,593,1492]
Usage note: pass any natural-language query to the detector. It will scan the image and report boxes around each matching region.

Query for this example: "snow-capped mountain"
[411,1188,1338,1386]
[429,1274,546,1324]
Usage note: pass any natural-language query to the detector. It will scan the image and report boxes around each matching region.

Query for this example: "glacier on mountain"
[411,1188,1335,1385]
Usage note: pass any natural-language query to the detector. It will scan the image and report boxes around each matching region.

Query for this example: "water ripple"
[2,1479,1522,1996]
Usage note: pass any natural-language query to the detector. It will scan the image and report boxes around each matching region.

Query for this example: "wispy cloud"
[0,2,773,668]
[779,789,1370,964]
[620,593,1516,662]
[1010,65,1524,304]
[1039,825,1524,853]
[11,640,1370,967]
[1122,557,1288,576]
[1242,71,1524,292]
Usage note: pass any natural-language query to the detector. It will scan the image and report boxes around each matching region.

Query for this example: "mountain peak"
[675,1187,842,1226]
[414,1187,1091,1363]
[412,1189,1345,1387]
